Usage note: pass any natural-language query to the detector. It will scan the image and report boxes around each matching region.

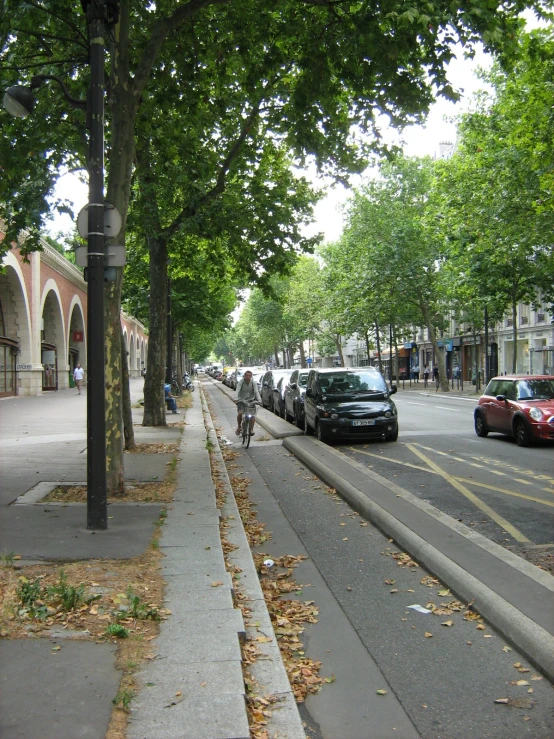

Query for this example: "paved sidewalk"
[0,380,303,738]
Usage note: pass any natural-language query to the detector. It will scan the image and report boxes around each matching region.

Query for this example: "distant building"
[0,236,147,397]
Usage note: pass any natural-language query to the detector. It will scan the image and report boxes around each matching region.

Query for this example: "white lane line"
[435,406,462,412]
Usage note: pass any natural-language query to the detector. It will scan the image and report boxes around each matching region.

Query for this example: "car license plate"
[352,419,376,427]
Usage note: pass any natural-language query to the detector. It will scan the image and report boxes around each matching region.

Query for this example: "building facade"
[0,239,148,397]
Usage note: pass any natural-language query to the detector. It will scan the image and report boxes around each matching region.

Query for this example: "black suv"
[304,367,398,443]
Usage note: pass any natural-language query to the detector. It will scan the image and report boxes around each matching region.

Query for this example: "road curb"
[283,435,554,684]
[200,384,307,738]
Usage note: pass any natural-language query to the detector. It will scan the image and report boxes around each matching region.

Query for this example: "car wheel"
[514,419,531,447]
[474,413,488,438]
[304,414,313,436]
[315,419,327,443]
[280,402,286,419]
[385,427,398,442]
[295,406,303,429]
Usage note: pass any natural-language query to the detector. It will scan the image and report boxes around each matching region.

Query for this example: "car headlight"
[529,408,543,421]
[384,411,392,418]
[331,413,339,419]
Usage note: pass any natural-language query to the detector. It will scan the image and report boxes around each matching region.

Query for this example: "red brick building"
[0,238,147,397]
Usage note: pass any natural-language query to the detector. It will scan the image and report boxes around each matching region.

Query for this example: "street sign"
[306,357,313,364]
[75,244,126,268]
[76,202,122,239]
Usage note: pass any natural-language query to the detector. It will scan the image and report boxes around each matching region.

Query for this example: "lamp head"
[3,85,36,117]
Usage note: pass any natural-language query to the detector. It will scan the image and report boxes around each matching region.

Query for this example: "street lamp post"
[85,0,107,530]
[3,0,115,529]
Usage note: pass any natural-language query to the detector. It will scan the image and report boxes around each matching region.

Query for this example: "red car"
[474,375,554,446]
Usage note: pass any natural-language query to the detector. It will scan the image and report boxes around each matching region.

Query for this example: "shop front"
[41,343,58,390]
[0,338,18,397]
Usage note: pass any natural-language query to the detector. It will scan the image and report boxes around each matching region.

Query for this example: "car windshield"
[298,373,309,387]
[319,372,387,394]
[273,370,293,382]
[516,379,554,400]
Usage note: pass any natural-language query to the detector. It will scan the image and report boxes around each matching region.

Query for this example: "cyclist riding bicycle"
[235,370,262,436]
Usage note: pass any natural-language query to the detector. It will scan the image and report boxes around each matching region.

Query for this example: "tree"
[2,0,543,491]
[434,30,554,373]
[340,156,452,389]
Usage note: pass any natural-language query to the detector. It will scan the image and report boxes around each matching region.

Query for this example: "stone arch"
[40,279,66,390]
[129,330,136,372]
[67,296,86,376]
[0,253,32,395]
[136,336,140,371]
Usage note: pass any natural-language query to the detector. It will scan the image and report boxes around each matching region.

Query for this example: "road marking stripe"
[454,478,554,509]
[513,478,533,485]
[348,448,554,510]
[413,444,466,461]
[346,447,432,473]
[405,443,530,543]
[435,406,462,412]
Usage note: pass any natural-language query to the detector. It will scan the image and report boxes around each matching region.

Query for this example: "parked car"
[474,375,554,446]
[272,376,290,418]
[260,369,294,412]
[225,370,237,388]
[284,369,310,427]
[304,367,398,443]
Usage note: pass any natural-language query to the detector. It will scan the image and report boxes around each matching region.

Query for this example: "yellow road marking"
[544,488,554,495]
[348,447,554,510]
[454,477,554,509]
[489,470,507,477]
[405,443,530,543]
[513,479,533,486]
[346,447,432,473]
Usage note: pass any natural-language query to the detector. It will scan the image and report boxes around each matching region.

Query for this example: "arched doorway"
[41,287,65,391]
[68,301,86,382]
[0,260,32,396]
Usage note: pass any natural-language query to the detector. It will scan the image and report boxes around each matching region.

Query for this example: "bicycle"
[239,402,259,449]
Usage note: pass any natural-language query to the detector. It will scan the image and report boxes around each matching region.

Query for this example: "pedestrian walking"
[413,363,420,382]
[433,365,439,390]
[73,363,84,394]
[423,364,430,388]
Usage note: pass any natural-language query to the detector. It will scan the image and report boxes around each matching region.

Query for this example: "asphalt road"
[204,381,554,739]
[340,392,554,569]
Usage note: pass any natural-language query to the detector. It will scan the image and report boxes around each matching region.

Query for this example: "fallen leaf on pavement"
[441,620,454,627]
[211,581,224,587]
[376,689,387,695]
[424,632,433,638]
[502,646,511,653]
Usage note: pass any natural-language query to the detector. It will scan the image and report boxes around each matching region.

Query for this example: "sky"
[46,41,493,245]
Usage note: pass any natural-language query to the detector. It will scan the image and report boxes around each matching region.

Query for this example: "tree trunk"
[511,299,518,373]
[121,325,136,451]
[419,296,449,391]
[374,322,383,375]
[334,335,344,366]
[274,345,280,367]
[299,341,306,368]
[365,329,372,369]
[104,29,137,493]
[143,234,168,426]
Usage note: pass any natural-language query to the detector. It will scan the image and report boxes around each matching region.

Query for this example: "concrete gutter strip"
[201,387,307,739]
[284,436,554,684]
